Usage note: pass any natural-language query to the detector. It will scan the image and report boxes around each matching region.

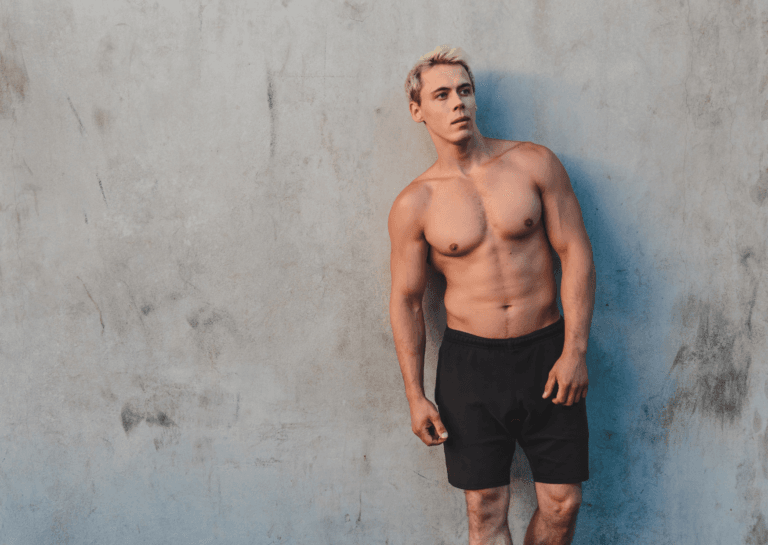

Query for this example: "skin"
[388,63,596,544]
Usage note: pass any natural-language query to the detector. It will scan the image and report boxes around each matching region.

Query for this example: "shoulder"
[483,139,557,172]
[507,142,569,190]
[502,140,557,166]
[388,175,434,236]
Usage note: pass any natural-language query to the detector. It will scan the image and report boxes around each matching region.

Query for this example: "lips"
[452,116,471,125]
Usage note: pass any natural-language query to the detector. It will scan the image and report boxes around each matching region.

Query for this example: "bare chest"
[424,176,542,257]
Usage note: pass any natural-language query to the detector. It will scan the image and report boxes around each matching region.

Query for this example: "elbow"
[390,291,424,315]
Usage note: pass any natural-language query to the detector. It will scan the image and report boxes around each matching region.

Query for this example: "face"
[410,64,476,144]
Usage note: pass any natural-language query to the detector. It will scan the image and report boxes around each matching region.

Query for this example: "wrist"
[562,345,587,358]
[406,390,427,404]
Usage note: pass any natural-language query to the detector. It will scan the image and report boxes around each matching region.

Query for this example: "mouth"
[451,116,471,125]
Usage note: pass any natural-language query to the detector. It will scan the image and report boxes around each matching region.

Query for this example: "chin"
[449,131,473,144]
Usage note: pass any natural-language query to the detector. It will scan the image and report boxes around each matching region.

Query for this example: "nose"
[452,92,465,111]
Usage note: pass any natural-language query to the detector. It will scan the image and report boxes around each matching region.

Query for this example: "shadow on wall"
[422,70,668,544]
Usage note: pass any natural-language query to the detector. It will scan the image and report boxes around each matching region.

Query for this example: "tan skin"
[388,64,595,545]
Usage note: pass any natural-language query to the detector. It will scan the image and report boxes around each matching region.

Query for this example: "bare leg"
[523,483,582,545]
[465,485,513,545]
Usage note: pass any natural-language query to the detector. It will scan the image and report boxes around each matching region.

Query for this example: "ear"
[409,101,424,124]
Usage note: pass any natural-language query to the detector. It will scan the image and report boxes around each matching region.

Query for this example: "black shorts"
[435,317,589,490]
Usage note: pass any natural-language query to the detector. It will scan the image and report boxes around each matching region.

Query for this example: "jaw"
[425,123,476,147]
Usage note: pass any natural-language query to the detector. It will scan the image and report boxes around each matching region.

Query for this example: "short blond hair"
[405,45,475,106]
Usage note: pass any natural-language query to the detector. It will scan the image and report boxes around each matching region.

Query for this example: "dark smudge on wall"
[666,296,753,425]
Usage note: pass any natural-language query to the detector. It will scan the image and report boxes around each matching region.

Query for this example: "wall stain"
[93,107,111,133]
[747,512,768,545]
[750,168,768,206]
[120,405,143,434]
[666,297,751,424]
[761,422,768,481]
[121,403,176,435]
[342,0,374,22]
[0,39,28,116]
[145,411,174,428]
[267,70,276,158]
[186,305,239,361]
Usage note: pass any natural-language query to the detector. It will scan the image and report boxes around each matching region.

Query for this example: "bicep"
[537,150,591,256]
[388,196,429,305]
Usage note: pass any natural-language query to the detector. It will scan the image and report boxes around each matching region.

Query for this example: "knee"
[541,488,582,522]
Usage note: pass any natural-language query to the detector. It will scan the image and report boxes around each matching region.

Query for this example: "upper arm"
[388,185,430,307]
[530,145,592,257]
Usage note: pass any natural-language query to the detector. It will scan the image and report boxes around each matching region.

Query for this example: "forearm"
[559,245,596,357]
[390,297,427,402]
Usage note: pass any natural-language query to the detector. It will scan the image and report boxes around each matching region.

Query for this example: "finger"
[572,389,582,404]
[565,388,577,406]
[425,422,438,441]
[417,426,435,446]
[542,374,556,399]
[413,420,432,441]
[554,383,570,405]
[582,386,588,399]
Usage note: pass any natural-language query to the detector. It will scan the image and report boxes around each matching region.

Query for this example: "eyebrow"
[431,83,472,95]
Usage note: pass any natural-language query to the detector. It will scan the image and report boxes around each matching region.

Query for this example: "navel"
[449,243,459,252]
[525,219,533,227]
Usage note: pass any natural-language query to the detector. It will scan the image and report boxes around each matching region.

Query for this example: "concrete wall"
[1,0,766,543]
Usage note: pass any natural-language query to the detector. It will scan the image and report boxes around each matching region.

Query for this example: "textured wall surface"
[1,0,767,543]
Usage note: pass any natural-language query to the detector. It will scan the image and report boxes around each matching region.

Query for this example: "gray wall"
[1,0,767,543]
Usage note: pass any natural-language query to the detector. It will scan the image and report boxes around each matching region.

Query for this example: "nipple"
[449,243,458,252]
[525,219,533,227]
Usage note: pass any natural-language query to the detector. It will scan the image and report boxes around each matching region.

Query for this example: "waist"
[443,316,564,349]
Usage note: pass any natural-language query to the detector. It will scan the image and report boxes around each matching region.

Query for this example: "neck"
[429,129,490,174]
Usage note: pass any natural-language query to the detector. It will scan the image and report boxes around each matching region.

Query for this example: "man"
[388,46,596,545]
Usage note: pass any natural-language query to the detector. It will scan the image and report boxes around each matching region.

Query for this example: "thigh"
[436,342,516,490]
[520,399,589,484]
[517,336,589,484]
[465,484,511,518]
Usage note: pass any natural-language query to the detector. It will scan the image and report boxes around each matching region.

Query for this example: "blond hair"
[404,45,475,105]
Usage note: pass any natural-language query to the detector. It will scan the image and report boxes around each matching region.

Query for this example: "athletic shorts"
[434,316,589,490]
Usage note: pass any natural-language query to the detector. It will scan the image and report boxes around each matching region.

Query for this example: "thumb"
[432,414,449,439]
[542,373,556,399]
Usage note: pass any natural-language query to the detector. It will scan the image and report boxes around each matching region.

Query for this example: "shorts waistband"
[442,316,564,349]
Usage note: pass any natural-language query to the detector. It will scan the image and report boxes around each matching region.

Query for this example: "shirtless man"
[388,46,596,545]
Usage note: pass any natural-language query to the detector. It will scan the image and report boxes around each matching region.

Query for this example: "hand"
[409,396,449,446]
[542,352,589,406]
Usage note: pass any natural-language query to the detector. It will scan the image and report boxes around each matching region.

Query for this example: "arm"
[388,186,448,446]
[533,146,596,406]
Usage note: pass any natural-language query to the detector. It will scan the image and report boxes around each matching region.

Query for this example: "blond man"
[389,46,595,545]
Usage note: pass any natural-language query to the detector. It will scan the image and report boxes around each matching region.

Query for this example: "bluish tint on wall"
[474,71,727,543]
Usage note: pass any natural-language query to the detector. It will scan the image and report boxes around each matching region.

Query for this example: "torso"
[416,139,560,338]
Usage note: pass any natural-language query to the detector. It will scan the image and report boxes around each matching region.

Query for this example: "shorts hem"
[448,478,512,491]
[531,474,589,485]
